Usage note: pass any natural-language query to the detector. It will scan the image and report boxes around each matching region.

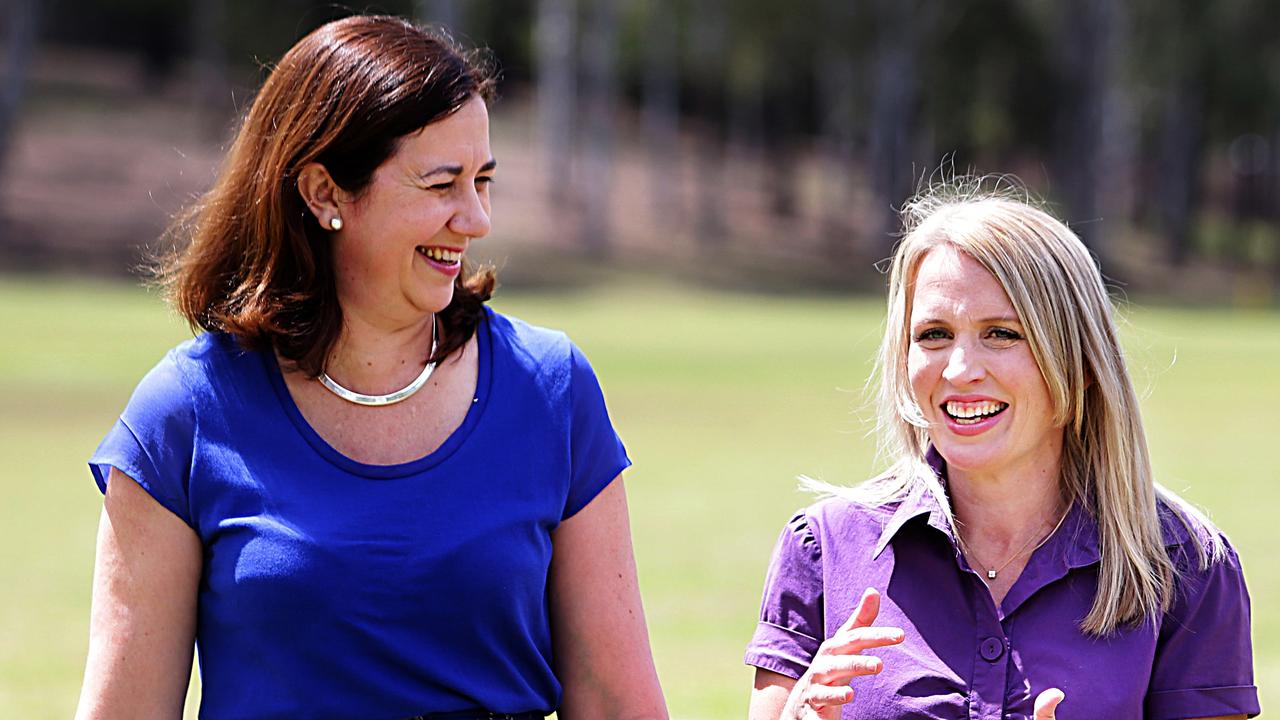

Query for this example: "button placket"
[968,577,1010,720]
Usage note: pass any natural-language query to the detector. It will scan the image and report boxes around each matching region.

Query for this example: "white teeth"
[419,247,462,263]
[944,400,1007,421]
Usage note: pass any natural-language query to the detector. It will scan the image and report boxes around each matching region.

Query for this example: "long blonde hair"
[833,178,1222,635]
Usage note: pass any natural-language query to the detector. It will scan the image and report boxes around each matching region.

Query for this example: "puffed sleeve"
[561,342,631,520]
[1144,540,1260,718]
[88,348,197,528]
[744,510,824,679]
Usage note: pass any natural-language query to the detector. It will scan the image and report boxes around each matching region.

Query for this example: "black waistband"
[399,707,540,712]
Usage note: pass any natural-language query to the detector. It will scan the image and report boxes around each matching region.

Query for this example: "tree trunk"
[1098,0,1134,263]
[1051,0,1122,259]
[415,0,461,34]
[579,0,619,256]
[1158,82,1204,267]
[190,0,229,138]
[0,0,37,177]
[815,0,858,254]
[534,0,577,211]
[689,0,727,246]
[868,0,923,255]
[1153,2,1207,268]
[642,1,680,223]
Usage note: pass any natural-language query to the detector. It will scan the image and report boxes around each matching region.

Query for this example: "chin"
[414,287,456,315]
[930,440,1009,474]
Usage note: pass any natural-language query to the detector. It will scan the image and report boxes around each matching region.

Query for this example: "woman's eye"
[426,181,454,192]
[986,327,1023,345]
[476,176,494,186]
[914,327,950,343]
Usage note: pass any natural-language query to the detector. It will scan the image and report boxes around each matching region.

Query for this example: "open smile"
[938,400,1010,436]
[942,399,1009,425]
[416,245,463,276]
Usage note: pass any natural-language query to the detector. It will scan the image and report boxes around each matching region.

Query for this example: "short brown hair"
[159,15,497,375]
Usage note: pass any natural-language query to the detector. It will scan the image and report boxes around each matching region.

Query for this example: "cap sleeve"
[88,348,197,528]
[744,510,824,679]
[1145,540,1259,719]
[561,342,630,520]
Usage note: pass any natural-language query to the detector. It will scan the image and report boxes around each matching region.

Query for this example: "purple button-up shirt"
[745,470,1259,719]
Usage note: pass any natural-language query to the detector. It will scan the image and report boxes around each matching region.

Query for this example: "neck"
[947,446,1066,548]
[324,309,436,395]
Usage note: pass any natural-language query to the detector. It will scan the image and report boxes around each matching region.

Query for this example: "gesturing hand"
[1033,688,1065,719]
[781,587,905,720]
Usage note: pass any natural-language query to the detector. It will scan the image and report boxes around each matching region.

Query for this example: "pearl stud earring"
[329,216,343,231]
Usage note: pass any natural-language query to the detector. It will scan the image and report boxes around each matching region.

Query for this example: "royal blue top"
[745,451,1260,719]
[89,307,630,720]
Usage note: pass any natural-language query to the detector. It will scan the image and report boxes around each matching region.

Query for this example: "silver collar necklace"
[318,315,438,407]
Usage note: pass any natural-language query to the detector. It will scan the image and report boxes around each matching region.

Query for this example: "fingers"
[838,587,881,632]
[822,625,906,655]
[1033,688,1065,719]
[828,587,905,655]
[808,653,883,685]
[786,587,903,720]
[803,683,853,707]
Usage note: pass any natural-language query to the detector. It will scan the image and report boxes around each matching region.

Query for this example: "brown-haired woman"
[76,15,667,720]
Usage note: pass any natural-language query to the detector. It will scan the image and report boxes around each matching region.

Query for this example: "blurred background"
[1,1,1277,717]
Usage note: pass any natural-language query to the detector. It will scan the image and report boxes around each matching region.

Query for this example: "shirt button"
[979,636,1004,662]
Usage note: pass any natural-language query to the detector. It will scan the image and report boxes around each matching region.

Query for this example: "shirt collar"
[872,447,955,560]
[1049,493,1190,570]
[869,447,1171,570]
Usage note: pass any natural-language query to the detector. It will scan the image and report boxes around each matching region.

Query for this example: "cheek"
[1004,354,1060,426]
[906,347,933,403]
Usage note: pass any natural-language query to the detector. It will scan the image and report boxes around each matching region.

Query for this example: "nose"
[941,341,986,386]
[448,185,491,239]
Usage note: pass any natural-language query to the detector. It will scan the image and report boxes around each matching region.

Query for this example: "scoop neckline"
[262,309,493,479]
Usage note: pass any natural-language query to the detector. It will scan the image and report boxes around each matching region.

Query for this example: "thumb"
[1033,688,1065,719]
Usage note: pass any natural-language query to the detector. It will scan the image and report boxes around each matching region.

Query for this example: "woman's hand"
[1033,688,1065,718]
[780,587,905,720]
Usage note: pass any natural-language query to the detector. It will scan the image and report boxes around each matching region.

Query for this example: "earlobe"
[296,162,346,230]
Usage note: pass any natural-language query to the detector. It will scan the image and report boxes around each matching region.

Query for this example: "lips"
[939,397,1008,435]
[943,399,1008,424]
[415,245,464,276]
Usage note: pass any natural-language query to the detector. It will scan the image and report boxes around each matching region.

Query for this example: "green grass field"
[1,275,1275,718]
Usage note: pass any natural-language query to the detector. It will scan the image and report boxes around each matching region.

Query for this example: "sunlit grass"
[1,275,1275,719]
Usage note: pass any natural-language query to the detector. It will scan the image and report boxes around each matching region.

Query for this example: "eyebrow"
[913,315,1022,326]
[419,158,498,178]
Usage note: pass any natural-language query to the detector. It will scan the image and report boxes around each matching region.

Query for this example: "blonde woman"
[745,184,1257,719]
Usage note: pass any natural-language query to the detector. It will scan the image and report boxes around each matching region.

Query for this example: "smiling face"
[906,244,1063,480]
[331,95,494,326]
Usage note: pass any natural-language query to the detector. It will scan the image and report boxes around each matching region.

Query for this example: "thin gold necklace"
[957,504,1071,582]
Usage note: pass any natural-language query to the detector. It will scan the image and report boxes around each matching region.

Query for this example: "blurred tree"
[867,0,931,255]
[814,0,858,252]
[752,0,810,220]
[641,0,681,223]
[922,1,1053,168]
[191,0,229,136]
[1049,0,1123,258]
[579,0,620,255]
[1144,0,1209,267]
[0,0,37,180]
[686,0,728,246]
[415,0,461,32]
[535,0,577,209]
[17,0,1280,285]
[1201,0,1280,271]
